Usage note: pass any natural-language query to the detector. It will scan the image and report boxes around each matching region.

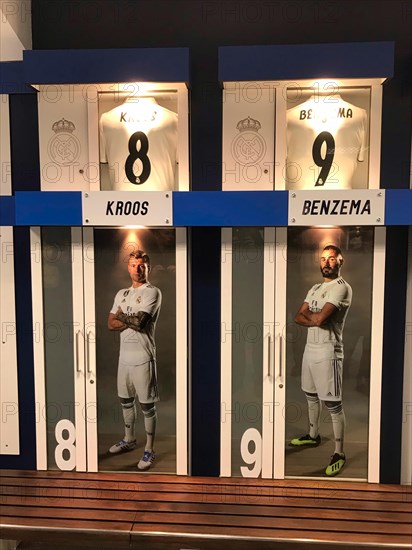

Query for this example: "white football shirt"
[304,277,352,357]
[100,98,178,191]
[286,96,367,189]
[111,283,162,366]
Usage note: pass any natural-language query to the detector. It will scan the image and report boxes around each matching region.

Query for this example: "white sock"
[306,393,321,439]
[122,402,136,442]
[142,405,157,451]
[326,402,345,455]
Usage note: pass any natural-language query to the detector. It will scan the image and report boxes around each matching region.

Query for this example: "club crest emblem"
[136,296,142,304]
[48,118,81,166]
[231,116,266,165]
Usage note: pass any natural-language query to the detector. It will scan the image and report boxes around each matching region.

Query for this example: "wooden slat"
[1,470,411,549]
[1,495,410,523]
[131,523,412,547]
[1,469,410,493]
[132,510,411,536]
[1,506,136,523]
[1,475,410,504]
[1,485,409,514]
[0,522,131,547]
[0,516,132,531]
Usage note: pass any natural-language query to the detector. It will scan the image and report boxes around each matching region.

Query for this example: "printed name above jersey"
[299,107,354,120]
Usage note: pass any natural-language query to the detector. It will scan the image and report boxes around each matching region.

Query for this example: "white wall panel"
[0,226,19,454]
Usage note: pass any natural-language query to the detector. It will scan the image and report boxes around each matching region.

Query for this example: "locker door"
[221,226,385,482]
[32,226,87,471]
[32,226,188,475]
[221,227,285,478]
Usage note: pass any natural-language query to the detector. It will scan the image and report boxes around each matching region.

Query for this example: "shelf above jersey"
[23,48,190,85]
[219,42,394,82]
[2,189,410,227]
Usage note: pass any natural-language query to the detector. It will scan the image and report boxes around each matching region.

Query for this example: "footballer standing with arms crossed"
[290,245,352,476]
[107,250,162,471]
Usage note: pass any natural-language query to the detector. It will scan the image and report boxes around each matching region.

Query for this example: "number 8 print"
[125,131,151,185]
[55,418,76,471]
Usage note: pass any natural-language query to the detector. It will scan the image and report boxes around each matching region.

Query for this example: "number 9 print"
[240,428,262,478]
[312,131,335,186]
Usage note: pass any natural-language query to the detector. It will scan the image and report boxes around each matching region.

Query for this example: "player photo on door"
[285,227,374,479]
[285,87,371,190]
[93,228,177,473]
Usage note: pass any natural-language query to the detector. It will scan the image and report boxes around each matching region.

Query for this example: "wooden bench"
[1,469,411,549]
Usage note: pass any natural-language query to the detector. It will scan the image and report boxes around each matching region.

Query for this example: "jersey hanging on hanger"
[286,96,368,190]
[99,98,178,191]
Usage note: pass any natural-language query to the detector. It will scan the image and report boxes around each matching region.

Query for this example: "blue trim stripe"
[0,61,36,94]
[385,189,412,225]
[4,189,412,226]
[219,42,394,81]
[15,191,82,225]
[173,191,289,226]
[23,48,190,84]
[0,196,15,225]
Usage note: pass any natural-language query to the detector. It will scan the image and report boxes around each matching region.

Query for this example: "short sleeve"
[140,286,162,316]
[327,283,352,310]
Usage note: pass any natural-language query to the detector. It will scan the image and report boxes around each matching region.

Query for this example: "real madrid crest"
[48,118,81,166]
[136,296,142,304]
[231,116,266,165]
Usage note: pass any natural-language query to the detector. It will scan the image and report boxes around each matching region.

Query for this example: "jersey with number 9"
[286,96,367,190]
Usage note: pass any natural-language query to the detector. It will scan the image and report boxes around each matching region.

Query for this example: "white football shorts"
[117,359,160,403]
[301,343,342,401]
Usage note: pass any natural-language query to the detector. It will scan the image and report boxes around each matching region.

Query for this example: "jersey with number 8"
[286,96,367,190]
[99,99,178,191]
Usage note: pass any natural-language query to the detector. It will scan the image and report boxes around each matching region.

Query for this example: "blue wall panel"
[174,191,289,226]
[385,189,412,225]
[0,61,35,94]
[0,196,15,225]
[15,191,82,225]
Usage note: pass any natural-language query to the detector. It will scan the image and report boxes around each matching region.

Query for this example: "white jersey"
[111,283,162,366]
[304,277,352,357]
[286,96,367,189]
[100,99,178,191]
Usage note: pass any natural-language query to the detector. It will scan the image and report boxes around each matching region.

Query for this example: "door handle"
[279,334,283,379]
[75,330,81,372]
[86,330,92,374]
